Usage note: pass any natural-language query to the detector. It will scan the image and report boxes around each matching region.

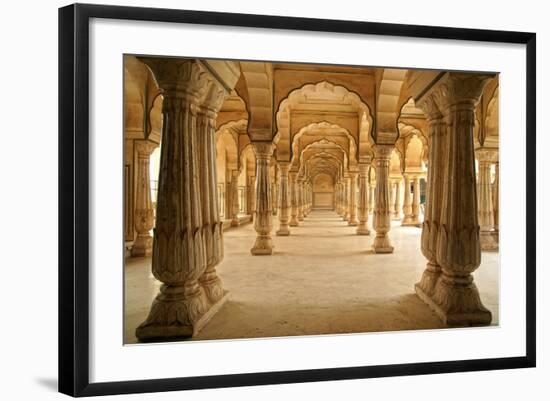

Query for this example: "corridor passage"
[124,210,499,344]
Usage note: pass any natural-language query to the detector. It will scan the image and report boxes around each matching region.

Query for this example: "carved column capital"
[134,139,158,156]
[251,141,275,160]
[138,57,226,113]
[373,144,394,163]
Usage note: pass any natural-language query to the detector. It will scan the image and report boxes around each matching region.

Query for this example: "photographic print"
[123,56,500,344]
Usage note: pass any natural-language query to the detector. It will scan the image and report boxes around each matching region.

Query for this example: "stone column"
[131,140,157,257]
[410,177,421,225]
[392,180,401,220]
[289,171,299,226]
[229,169,240,227]
[402,174,414,225]
[356,163,371,235]
[348,173,358,225]
[135,58,228,341]
[415,72,492,326]
[251,142,275,255]
[276,162,291,236]
[372,145,394,253]
[477,149,498,250]
[342,177,349,221]
[298,178,305,221]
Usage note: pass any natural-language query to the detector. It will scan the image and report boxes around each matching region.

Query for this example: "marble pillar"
[415,72,492,326]
[251,142,275,255]
[289,172,299,226]
[401,174,414,225]
[229,169,240,227]
[477,149,498,251]
[372,145,394,253]
[276,163,291,236]
[356,163,371,235]
[389,179,396,218]
[348,173,358,225]
[135,58,228,341]
[131,140,157,257]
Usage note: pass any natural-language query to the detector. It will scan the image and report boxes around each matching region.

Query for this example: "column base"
[298,216,304,221]
[347,218,358,226]
[276,226,290,236]
[251,236,273,255]
[289,216,299,226]
[356,225,370,235]
[480,230,499,251]
[372,234,394,253]
[131,235,153,257]
[230,218,240,227]
[415,277,492,326]
[136,288,229,342]
[392,214,401,221]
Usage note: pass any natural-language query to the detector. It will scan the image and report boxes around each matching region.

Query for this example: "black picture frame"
[58,3,536,397]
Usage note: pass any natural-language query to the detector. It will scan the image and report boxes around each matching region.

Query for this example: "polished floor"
[124,210,499,344]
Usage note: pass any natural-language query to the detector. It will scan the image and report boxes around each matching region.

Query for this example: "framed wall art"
[58,3,536,397]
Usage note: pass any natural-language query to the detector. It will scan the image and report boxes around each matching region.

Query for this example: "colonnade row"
[131,60,495,340]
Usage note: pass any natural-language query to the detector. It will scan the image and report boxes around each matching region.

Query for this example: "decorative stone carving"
[372,144,394,253]
[348,173,358,226]
[131,140,158,257]
[277,163,291,236]
[415,72,493,326]
[356,163,371,235]
[229,169,240,227]
[135,58,229,341]
[251,142,275,255]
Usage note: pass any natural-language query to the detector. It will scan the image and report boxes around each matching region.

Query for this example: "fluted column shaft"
[135,58,227,341]
[132,140,158,257]
[356,163,371,235]
[229,169,240,227]
[276,163,291,235]
[250,142,275,255]
[416,72,493,326]
[372,145,394,253]
[389,180,396,216]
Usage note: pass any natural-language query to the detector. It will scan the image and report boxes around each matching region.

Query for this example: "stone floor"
[124,210,499,344]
